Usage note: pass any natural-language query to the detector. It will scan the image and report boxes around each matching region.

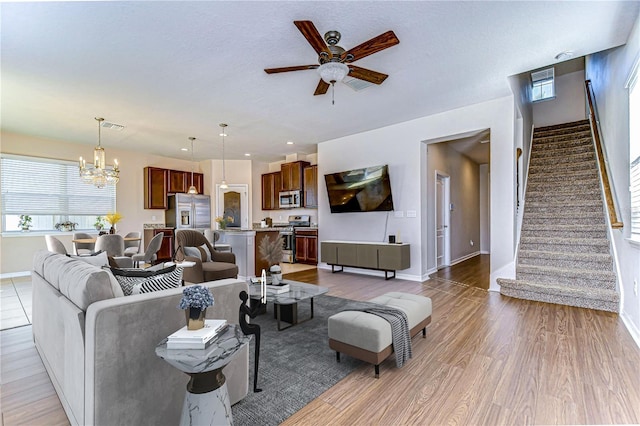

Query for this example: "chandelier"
[79,117,119,188]
[219,123,228,189]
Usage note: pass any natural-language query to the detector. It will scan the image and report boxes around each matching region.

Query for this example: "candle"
[260,269,267,304]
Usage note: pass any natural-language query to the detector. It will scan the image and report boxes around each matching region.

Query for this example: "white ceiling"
[2,1,638,163]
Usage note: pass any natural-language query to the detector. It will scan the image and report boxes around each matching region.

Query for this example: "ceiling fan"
[264,20,400,97]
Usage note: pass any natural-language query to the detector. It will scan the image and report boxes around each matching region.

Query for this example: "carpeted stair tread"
[530,152,595,167]
[525,188,602,201]
[518,249,613,270]
[526,168,599,182]
[533,130,592,144]
[530,141,594,157]
[520,235,609,247]
[516,265,616,290]
[498,278,619,313]
[534,119,590,131]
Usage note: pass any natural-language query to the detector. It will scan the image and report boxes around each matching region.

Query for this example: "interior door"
[436,172,450,269]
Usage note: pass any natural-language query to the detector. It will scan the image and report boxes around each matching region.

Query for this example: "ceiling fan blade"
[264,65,319,74]
[314,79,330,96]
[294,20,331,57]
[348,65,388,85]
[342,30,399,62]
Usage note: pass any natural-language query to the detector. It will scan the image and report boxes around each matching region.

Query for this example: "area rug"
[231,294,363,425]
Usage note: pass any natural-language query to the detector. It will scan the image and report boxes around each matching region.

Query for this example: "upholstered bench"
[328,292,432,377]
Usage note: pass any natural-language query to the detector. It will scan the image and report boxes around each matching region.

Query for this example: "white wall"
[479,164,491,253]
[317,96,515,286]
[533,69,587,127]
[426,143,481,265]
[586,13,640,347]
[1,131,213,274]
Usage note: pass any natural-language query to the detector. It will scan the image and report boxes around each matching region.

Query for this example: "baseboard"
[450,251,480,266]
[317,264,422,282]
[621,310,640,350]
[0,270,31,279]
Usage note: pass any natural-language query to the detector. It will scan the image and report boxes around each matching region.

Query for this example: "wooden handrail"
[585,80,623,229]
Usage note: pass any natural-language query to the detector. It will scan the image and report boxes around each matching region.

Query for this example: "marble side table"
[156,324,250,426]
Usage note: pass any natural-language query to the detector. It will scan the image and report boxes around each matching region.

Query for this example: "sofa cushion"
[40,252,116,311]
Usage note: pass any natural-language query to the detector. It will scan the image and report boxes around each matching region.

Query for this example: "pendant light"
[187,137,198,194]
[79,117,120,188]
[219,123,228,189]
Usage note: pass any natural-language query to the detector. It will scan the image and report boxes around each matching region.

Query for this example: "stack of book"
[266,283,290,294]
[166,319,228,350]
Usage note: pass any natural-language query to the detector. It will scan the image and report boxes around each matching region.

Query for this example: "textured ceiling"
[2,1,638,163]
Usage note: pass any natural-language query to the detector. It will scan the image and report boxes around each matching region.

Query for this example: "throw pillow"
[111,265,181,296]
[198,244,212,262]
[183,245,212,262]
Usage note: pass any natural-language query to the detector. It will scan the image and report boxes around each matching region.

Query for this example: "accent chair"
[73,232,95,255]
[175,229,238,283]
[45,235,68,255]
[132,232,164,268]
[123,231,142,257]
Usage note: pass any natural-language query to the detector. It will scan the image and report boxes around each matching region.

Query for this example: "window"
[628,58,640,240]
[531,67,555,101]
[1,155,116,232]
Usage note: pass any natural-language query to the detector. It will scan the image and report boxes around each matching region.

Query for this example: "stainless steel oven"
[279,229,295,263]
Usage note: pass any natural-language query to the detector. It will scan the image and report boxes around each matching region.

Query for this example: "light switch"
[406,210,417,218]
[394,211,404,218]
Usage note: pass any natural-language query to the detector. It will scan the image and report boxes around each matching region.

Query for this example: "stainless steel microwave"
[279,190,301,209]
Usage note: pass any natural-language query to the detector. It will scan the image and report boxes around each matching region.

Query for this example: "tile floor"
[0,264,316,331]
[1,276,33,331]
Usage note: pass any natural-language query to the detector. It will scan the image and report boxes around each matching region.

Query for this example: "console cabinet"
[321,241,410,279]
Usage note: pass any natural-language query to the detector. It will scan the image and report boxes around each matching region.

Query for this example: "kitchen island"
[216,229,256,280]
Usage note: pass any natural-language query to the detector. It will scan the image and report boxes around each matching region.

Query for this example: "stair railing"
[584,79,624,229]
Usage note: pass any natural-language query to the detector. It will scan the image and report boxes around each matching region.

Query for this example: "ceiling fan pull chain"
[332,82,335,105]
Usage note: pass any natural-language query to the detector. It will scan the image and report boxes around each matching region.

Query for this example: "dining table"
[72,236,141,244]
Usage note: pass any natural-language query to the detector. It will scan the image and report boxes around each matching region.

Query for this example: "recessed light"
[554,51,573,61]
[244,153,251,157]
[286,141,294,145]
[181,148,189,151]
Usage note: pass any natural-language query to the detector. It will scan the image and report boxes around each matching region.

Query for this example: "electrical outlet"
[151,215,156,221]
[470,240,474,246]
[634,279,638,297]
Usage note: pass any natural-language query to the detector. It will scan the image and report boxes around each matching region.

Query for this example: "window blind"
[1,155,116,216]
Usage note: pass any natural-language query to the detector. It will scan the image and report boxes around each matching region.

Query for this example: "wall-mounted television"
[324,165,394,213]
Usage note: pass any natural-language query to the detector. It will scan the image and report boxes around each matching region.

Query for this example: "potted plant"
[178,285,215,330]
[55,221,77,232]
[105,212,123,234]
[18,215,33,232]
[215,215,234,230]
[258,234,284,284]
[94,216,105,231]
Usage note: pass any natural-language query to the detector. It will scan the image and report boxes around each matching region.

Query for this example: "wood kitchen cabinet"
[261,172,281,210]
[281,161,310,191]
[144,167,168,209]
[144,167,204,210]
[295,229,318,265]
[143,228,174,264]
[303,165,318,208]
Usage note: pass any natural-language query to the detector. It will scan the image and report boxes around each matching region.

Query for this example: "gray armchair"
[175,229,238,283]
[123,231,142,257]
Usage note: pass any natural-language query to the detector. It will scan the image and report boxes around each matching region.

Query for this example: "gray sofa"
[32,250,249,426]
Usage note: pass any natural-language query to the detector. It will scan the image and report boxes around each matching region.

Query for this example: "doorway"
[216,184,249,229]
[435,171,450,269]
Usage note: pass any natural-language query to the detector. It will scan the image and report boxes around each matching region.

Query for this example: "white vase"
[270,265,282,285]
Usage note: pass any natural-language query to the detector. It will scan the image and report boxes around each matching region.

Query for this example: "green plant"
[55,221,77,231]
[18,215,32,229]
[215,215,233,229]
[94,216,105,229]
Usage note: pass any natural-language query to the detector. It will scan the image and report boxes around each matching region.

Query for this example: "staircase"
[498,120,619,313]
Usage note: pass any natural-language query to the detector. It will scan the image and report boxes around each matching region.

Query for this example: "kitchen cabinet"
[143,228,174,264]
[144,167,168,209]
[303,165,318,208]
[295,229,317,265]
[261,172,281,210]
[144,167,204,210]
[281,161,310,191]
[168,170,187,193]
[255,230,281,275]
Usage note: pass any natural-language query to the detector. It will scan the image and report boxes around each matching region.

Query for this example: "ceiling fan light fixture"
[318,62,349,84]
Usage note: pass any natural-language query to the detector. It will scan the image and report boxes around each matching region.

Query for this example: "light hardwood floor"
[2,259,640,425]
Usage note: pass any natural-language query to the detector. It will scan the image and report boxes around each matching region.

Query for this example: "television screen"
[324,165,394,213]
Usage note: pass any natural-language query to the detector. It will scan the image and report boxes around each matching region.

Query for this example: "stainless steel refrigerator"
[165,194,211,231]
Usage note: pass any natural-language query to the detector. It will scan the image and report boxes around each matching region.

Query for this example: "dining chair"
[95,234,125,257]
[45,235,68,255]
[73,232,95,255]
[123,231,142,257]
[131,232,164,268]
